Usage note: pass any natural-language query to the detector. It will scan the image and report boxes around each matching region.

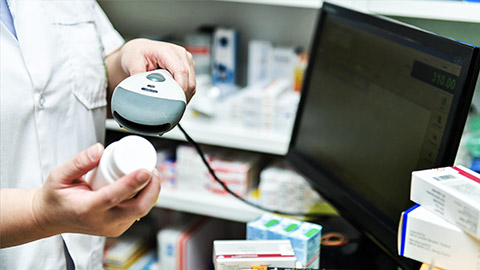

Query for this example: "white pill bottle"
[87,135,157,190]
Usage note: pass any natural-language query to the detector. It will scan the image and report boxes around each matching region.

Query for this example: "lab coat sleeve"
[93,1,125,56]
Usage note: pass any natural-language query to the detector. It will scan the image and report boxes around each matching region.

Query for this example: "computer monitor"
[287,3,480,269]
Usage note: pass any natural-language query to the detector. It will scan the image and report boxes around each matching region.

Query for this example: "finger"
[179,49,196,95]
[156,46,191,94]
[111,169,161,220]
[126,56,149,76]
[169,59,195,103]
[106,221,136,237]
[184,51,196,103]
[128,168,161,212]
[91,169,153,210]
[53,143,104,182]
[169,62,189,94]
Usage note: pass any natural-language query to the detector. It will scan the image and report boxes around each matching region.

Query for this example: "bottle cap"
[111,135,157,177]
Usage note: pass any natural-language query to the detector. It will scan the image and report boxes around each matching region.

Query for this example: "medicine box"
[268,47,297,83]
[176,145,260,197]
[213,240,297,270]
[267,217,302,240]
[246,213,282,240]
[258,163,322,213]
[185,33,211,75]
[212,28,238,85]
[398,205,480,270]
[158,215,228,270]
[104,236,149,269]
[410,165,480,240]
[287,222,322,268]
[246,213,322,268]
[248,40,271,86]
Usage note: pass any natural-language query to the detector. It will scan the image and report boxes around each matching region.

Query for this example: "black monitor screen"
[287,3,479,269]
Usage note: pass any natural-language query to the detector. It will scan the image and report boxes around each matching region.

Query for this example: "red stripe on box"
[179,218,207,270]
[186,46,210,54]
[452,166,480,184]
[216,254,295,259]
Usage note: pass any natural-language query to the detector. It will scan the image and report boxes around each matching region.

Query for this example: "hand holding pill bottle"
[87,135,157,191]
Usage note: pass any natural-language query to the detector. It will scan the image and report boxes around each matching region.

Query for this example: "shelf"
[368,1,480,23]
[214,0,480,23]
[155,189,265,223]
[213,0,367,10]
[106,119,292,155]
[216,0,322,8]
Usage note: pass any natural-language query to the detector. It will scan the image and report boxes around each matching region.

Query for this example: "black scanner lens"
[113,111,170,135]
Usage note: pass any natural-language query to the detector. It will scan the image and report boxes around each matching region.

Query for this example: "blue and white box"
[212,28,238,85]
[398,204,480,270]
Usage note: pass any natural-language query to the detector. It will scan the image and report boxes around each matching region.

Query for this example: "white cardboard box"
[158,215,228,270]
[213,240,296,270]
[248,40,271,86]
[411,165,480,240]
[398,205,480,270]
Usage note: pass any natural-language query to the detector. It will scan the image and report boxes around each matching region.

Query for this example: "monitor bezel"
[287,2,480,269]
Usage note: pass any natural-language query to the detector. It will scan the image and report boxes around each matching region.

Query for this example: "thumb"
[55,143,104,181]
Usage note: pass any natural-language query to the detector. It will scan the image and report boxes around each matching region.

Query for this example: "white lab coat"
[0,0,124,269]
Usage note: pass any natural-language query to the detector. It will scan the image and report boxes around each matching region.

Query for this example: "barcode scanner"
[111,69,186,136]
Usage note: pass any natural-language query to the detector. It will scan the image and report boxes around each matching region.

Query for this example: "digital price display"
[411,61,458,92]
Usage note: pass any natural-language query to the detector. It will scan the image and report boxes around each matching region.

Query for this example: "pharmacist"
[0,0,195,269]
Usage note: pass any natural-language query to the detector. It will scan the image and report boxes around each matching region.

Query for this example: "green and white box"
[288,222,322,268]
[246,213,281,240]
[267,218,302,240]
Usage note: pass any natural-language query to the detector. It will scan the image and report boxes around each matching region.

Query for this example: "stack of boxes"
[247,213,322,269]
[155,148,177,190]
[183,35,304,134]
[219,79,300,133]
[399,165,480,269]
[247,40,303,88]
[213,240,297,270]
[176,145,260,197]
[258,163,323,214]
[103,236,154,270]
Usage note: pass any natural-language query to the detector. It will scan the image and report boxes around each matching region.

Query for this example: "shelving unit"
[216,0,323,9]
[107,118,291,221]
[213,0,480,22]
[106,118,291,155]
[155,189,265,222]
[368,1,480,23]
[101,0,480,225]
